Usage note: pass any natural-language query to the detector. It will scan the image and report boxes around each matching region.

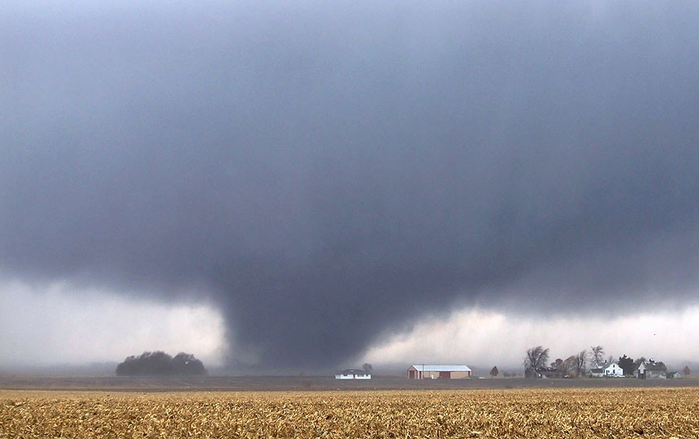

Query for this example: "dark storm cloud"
[2,1,699,368]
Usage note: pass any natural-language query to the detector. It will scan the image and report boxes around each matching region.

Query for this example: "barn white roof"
[410,364,471,372]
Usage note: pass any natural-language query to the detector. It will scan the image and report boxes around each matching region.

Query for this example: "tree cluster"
[116,351,207,376]
[524,345,606,378]
[523,346,550,378]
[524,344,690,379]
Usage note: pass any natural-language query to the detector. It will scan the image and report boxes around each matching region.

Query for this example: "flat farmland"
[3,374,699,392]
[3,387,699,438]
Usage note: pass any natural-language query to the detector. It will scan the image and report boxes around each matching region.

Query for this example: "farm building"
[335,369,371,380]
[636,360,667,379]
[603,363,624,377]
[407,364,472,379]
[589,367,604,378]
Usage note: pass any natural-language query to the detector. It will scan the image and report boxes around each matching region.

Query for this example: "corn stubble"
[2,388,698,438]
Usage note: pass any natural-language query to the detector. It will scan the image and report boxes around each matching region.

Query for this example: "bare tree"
[683,365,691,377]
[551,358,563,369]
[562,355,577,376]
[524,346,549,378]
[590,345,605,368]
[572,350,587,377]
[362,363,373,373]
[490,366,499,378]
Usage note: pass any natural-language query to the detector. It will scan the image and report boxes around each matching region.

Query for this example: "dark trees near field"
[618,355,635,376]
[116,351,206,376]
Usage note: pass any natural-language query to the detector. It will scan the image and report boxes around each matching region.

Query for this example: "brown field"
[2,387,699,438]
[3,374,699,392]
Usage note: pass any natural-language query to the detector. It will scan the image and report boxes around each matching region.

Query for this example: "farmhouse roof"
[644,362,667,371]
[410,364,472,372]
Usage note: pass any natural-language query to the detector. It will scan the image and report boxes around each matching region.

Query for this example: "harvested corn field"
[2,388,699,438]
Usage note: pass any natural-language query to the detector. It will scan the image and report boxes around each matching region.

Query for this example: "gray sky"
[2,1,699,370]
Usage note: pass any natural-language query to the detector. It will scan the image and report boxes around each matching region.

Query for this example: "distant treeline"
[116,351,206,376]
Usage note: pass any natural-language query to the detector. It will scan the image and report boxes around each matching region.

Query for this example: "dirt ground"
[2,374,698,392]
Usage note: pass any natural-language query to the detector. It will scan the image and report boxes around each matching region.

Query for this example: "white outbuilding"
[407,364,472,379]
[335,369,371,380]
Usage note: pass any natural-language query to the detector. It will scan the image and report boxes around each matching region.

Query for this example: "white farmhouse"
[604,363,624,377]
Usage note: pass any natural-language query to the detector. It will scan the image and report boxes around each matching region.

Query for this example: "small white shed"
[335,369,371,380]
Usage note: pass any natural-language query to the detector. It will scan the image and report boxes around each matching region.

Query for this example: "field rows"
[2,388,699,438]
